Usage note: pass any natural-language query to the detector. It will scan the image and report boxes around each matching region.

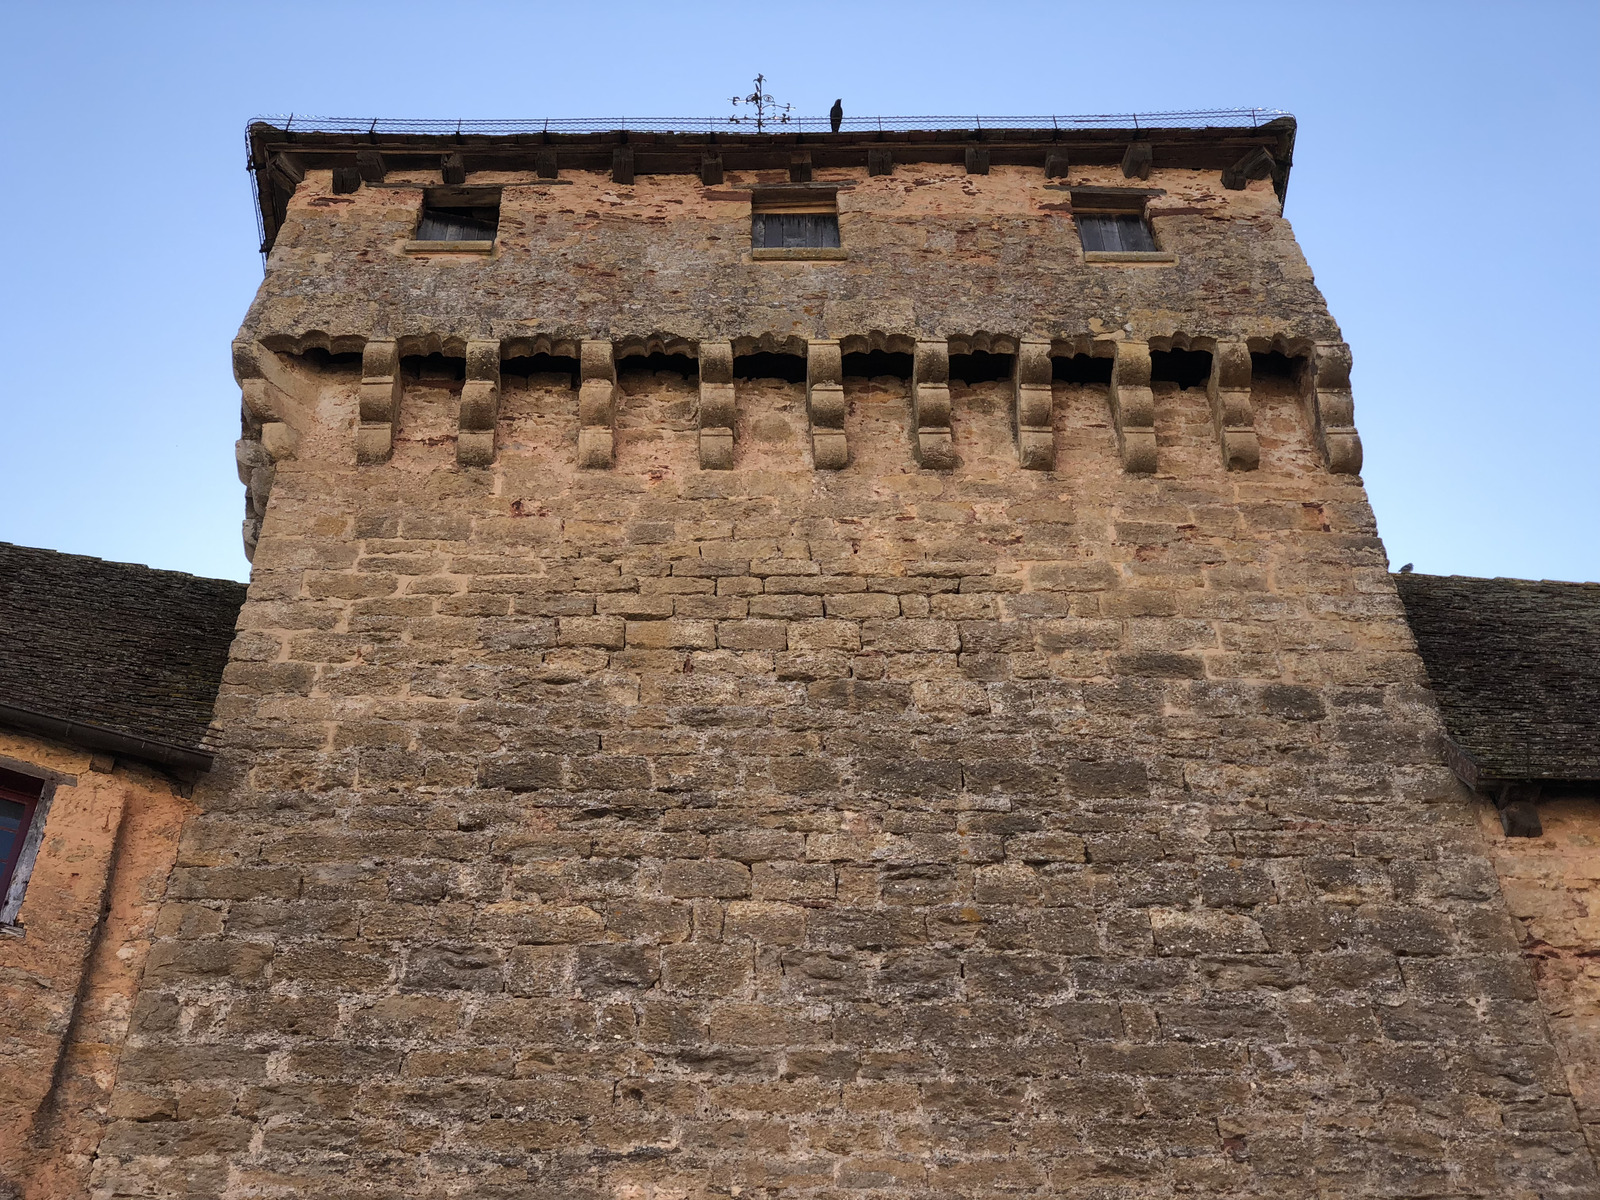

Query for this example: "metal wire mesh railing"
[252,108,1291,137]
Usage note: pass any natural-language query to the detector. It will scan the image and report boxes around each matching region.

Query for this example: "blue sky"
[0,1,1595,584]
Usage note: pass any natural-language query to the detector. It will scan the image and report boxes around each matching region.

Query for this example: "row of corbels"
[233,333,1362,495]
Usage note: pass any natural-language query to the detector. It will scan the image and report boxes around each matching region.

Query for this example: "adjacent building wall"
[1478,796,1600,1157]
[0,732,191,1200]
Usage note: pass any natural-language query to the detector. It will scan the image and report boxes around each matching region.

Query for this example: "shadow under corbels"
[402,352,466,385]
[1053,353,1113,385]
[617,352,697,380]
[949,351,1014,384]
[1251,350,1302,380]
[842,350,913,380]
[733,352,807,383]
[503,354,580,387]
[1150,348,1213,390]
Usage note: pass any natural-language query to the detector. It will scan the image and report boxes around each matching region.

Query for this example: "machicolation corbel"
[912,340,956,470]
[806,340,847,470]
[357,340,402,464]
[698,342,736,470]
[1014,340,1054,470]
[578,341,618,468]
[232,340,309,560]
[1109,341,1158,473]
[1301,342,1363,474]
[1208,341,1260,471]
[458,339,502,467]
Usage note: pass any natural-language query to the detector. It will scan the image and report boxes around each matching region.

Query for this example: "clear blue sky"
[1,1,1595,584]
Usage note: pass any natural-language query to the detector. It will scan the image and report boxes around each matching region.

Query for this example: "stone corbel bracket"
[356,340,402,464]
[1301,341,1363,474]
[911,340,956,470]
[232,340,312,560]
[806,340,847,470]
[698,342,736,469]
[458,339,502,467]
[1014,340,1054,470]
[1207,340,1260,471]
[1108,341,1157,473]
[577,340,618,468]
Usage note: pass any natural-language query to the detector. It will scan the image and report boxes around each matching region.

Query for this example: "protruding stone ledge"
[1014,340,1054,470]
[912,340,956,470]
[578,340,618,468]
[698,342,736,470]
[357,340,402,465]
[806,340,847,470]
[1302,342,1363,474]
[458,339,502,467]
[1208,340,1259,471]
[1109,341,1157,473]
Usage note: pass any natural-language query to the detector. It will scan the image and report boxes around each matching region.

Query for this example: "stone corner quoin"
[90,118,1598,1198]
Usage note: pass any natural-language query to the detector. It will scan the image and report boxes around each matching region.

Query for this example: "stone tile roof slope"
[0,542,245,762]
[1395,571,1600,783]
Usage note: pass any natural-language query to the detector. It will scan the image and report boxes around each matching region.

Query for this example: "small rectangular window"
[416,187,500,243]
[751,188,842,255]
[1077,213,1156,254]
[753,212,840,250]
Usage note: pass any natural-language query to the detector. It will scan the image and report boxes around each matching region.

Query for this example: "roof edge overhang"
[245,111,1296,255]
[0,702,214,776]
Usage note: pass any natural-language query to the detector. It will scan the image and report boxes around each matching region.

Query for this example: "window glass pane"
[753,213,840,249]
[0,797,24,868]
[1115,214,1156,252]
[418,207,498,242]
[1078,215,1111,253]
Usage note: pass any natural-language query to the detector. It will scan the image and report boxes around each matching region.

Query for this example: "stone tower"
[89,114,1596,1197]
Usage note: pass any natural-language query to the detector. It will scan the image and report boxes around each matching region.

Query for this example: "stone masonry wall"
[91,353,1596,1197]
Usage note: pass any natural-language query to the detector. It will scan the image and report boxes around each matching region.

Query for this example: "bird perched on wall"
[830,99,843,134]
[1399,563,1414,573]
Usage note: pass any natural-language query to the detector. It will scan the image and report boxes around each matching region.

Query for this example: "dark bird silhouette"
[830,99,843,134]
[1399,563,1414,573]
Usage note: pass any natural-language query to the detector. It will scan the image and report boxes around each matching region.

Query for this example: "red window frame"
[0,768,45,905]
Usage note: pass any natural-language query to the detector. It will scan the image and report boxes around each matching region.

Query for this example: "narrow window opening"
[1077,213,1157,253]
[1052,354,1114,385]
[417,187,500,243]
[842,351,914,380]
[1251,351,1303,380]
[950,352,1014,384]
[503,354,579,386]
[1,768,46,922]
[1150,349,1213,390]
[617,352,698,379]
[733,352,807,383]
[402,353,467,383]
[751,188,841,251]
[752,212,840,249]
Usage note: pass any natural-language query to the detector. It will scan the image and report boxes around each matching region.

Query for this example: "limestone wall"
[0,733,191,1200]
[90,353,1596,1196]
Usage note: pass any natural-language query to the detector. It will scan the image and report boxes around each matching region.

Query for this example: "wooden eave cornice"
[248,119,1296,254]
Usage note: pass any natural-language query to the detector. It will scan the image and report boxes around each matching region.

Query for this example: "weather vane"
[728,74,793,133]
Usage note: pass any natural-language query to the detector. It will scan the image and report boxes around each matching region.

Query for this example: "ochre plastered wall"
[90,352,1597,1196]
[1478,797,1600,1156]
[0,732,191,1200]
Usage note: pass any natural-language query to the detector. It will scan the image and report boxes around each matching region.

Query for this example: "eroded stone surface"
[85,360,1597,1197]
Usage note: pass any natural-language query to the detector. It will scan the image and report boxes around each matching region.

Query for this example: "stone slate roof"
[0,542,245,766]
[1396,571,1600,784]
